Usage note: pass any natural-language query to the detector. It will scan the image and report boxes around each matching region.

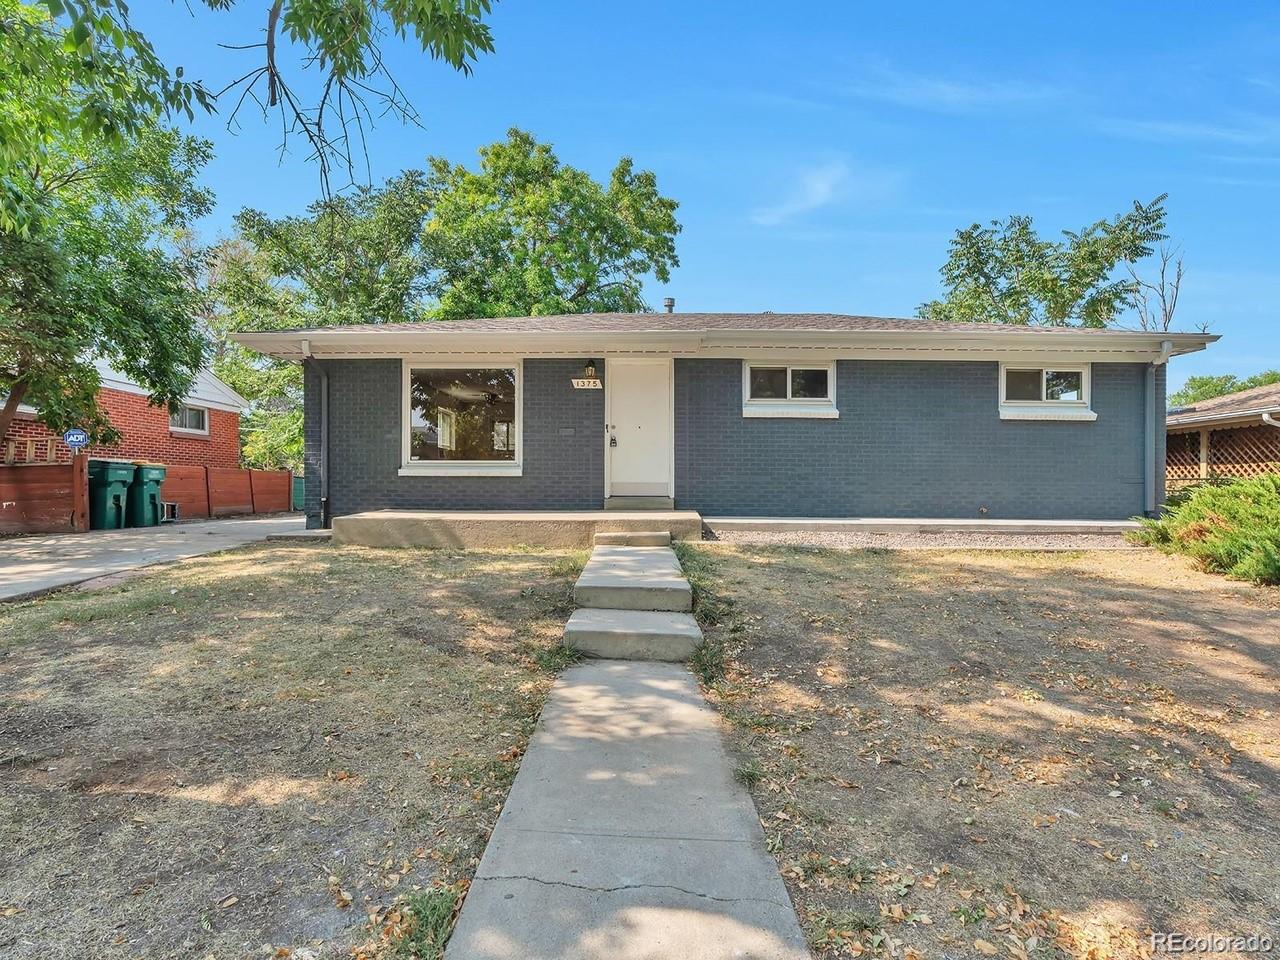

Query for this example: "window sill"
[169,428,210,438]
[399,462,523,478]
[999,405,1097,422]
[742,404,839,419]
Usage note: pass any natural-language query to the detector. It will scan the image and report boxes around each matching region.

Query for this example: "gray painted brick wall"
[304,356,1162,526]
[674,359,1155,519]
[304,358,604,527]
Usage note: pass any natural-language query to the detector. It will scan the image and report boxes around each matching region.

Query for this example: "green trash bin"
[126,463,167,528]
[292,474,305,511]
[87,460,134,530]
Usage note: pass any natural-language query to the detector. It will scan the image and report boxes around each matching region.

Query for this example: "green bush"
[1133,474,1280,584]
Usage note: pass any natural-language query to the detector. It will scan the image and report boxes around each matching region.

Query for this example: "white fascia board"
[231,328,1218,363]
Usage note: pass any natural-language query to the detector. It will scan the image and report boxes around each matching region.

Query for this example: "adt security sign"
[63,428,90,452]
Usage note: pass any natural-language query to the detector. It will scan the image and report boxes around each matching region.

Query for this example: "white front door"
[606,359,672,497]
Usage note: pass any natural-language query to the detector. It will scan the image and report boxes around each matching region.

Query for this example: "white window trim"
[998,362,1097,422]
[741,361,839,419]
[169,404,210,435]
[399,359,523,477]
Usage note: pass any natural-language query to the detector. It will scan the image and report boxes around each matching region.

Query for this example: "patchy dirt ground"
[683,544,1280,960]
[0,542,583,960]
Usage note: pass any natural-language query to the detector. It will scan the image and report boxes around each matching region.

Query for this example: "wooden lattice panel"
[1209,424,1280,479]
[1165,431,1200,482]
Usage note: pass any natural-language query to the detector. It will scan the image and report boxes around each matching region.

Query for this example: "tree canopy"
[0,125,213,444]
[1,0,495,231]
[424,129,681,319]
[1169,370,1280,409]
[919,195,1170,327]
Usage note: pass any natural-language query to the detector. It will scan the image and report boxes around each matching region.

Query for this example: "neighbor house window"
[401,363,522,475]
[742,362,838,418]
[998,364,1096,421]
[169,404,208,433]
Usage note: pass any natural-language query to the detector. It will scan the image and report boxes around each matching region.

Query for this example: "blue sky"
[133,1,1280,391]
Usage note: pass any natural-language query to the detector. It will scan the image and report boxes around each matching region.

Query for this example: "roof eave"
[232,327,1218,361]
[1166,404,1280,428]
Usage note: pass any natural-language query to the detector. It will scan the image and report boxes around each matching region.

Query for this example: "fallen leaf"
[974,938,999,956]
[218,895,238,909]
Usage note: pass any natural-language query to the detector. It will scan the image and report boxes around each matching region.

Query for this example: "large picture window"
[403,364,521,474]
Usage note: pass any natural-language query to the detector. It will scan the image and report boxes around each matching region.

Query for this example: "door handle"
[609,435,617,447]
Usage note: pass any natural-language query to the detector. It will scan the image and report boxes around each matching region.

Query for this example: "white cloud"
[750,160,900,227]
[836,65,1061,113]
[750,161,850,226]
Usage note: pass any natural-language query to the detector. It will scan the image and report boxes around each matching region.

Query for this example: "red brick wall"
[4,387,240,468]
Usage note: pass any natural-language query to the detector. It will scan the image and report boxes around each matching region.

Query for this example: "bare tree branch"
[1128,244,1185,332]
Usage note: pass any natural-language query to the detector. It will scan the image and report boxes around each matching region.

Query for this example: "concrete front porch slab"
[330,510,702,548]
[444,661,809,960]
[704,516,1141,536]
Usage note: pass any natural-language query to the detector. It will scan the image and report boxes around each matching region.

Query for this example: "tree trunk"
[0,381,27,444]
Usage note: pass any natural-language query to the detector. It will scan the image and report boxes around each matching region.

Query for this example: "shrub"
[1133,474,1280,584]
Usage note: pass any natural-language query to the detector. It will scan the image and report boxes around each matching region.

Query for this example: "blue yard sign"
[62,427,90,452]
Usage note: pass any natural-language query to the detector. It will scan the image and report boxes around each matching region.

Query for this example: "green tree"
[2,0,494,232]
[0,125,214,444]
[211,129,681,464]
[919,195,1169,327]
[425,128,681,319]
[1169,371,1280,409]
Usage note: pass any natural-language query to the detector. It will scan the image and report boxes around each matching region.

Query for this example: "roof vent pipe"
[663,297,675,313]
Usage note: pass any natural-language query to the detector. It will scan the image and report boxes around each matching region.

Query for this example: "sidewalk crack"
[479,874,790,910]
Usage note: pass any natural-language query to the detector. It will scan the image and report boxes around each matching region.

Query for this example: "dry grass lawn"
[0,542,584,960]
[682,544,1279,960]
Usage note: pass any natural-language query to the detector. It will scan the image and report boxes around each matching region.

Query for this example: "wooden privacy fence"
[0,458,89,534]
[0,459,291,534]
[161,466,292,520]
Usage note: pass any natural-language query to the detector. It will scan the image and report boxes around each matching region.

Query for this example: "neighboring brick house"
[4,360,246,467]
[1165,381,1280,487]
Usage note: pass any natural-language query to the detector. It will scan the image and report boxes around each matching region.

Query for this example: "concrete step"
[573,545,693,612]
[564,608,702,661]
[593,530,671,547]
[604,496,676,511]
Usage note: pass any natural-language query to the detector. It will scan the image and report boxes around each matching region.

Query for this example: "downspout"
[300,339,331,529]
[1263,412,1280,429]
[1145,339,1174,517]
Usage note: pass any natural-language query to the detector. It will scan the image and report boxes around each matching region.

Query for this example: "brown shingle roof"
[257,312,1197,336]
[1167,381,1280,424]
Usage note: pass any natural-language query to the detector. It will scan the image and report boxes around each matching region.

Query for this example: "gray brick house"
[233,313,1215,528]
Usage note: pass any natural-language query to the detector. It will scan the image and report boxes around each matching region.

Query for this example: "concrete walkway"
[0,514,306,601]
[446,661,809,960]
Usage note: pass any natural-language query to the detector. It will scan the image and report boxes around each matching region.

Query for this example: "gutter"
[300,339,331,528]
[1264,412,1280,429]
[1143,340,1174,517]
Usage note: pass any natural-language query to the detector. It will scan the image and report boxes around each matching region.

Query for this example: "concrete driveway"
[0,514,308,601]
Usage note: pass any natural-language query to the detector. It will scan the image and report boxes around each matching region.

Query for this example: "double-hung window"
[401,362,522,476]
[742,362,838,418]
[998,363,1096,421]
